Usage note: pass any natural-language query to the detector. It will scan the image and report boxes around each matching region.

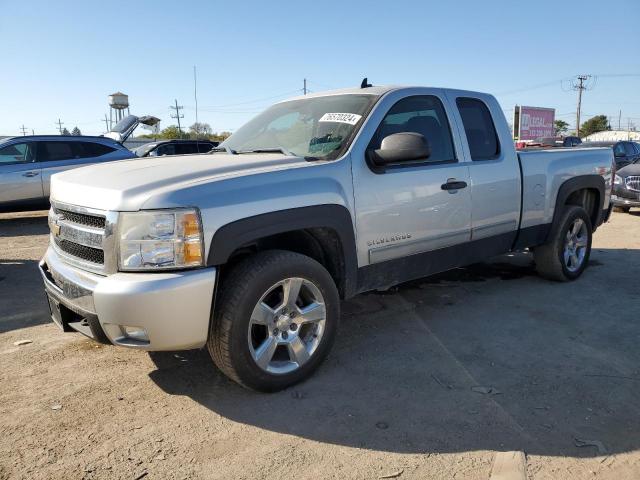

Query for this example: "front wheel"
[534,206,593,281]
[208,250,340,392]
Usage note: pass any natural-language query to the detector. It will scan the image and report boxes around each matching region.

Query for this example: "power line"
[571,75,594,137]
[169,99,184,133]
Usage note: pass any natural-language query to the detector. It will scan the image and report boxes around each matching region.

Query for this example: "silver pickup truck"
[40,85,614,391]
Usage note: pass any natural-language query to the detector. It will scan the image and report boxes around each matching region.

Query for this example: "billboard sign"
[514,106,555,140]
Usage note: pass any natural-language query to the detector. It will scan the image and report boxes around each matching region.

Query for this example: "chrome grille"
[626,176,640,192]
[54,238,105,264]
[49,202,117,275]
[56,209,106,229]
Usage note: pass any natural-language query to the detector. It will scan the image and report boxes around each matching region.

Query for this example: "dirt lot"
[1,210,639,480]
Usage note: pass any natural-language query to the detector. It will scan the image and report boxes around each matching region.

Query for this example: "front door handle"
[441,179,467,191]
[22,171,39,177]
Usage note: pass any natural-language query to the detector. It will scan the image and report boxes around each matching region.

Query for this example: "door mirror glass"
[372,132,431,165]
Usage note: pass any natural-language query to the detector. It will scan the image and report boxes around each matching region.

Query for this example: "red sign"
[516,106,555,140]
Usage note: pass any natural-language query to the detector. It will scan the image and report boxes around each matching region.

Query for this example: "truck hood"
[50,153,309,211]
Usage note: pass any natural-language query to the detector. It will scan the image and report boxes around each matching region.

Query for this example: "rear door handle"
[22,171,39,177]
[441,179,467,191]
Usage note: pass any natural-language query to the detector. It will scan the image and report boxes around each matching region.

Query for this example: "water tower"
[109,92,130,129]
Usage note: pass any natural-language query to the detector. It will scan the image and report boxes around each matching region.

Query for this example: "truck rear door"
[445,93,521,251]
[351,90,472,269]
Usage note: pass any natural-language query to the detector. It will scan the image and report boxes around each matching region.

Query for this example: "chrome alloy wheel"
[248,278,327,375]
[563,218,588,272]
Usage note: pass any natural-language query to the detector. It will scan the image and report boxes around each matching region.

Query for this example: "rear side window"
[370,95,456,163]
[197,142,214,153]
[76,142,116,158]
[613,143,626,156]
[175,143,199,155]
[37,141,74,162]
[456,97,500,160]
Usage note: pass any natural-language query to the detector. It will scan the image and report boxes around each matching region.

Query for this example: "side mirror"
[372,132,431,165]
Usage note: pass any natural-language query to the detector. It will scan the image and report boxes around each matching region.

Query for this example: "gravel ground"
[1,210,639,480]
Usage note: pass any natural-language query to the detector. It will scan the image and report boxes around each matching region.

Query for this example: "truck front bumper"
[39,246,216,351]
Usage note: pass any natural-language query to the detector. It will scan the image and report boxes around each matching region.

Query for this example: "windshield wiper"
[236,147,294,156]
[210,146,238,155]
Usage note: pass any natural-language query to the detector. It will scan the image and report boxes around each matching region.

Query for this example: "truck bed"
[517,146,614,230]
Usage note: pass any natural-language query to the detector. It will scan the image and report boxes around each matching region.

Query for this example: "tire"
[207,250,340,392]
[534,205,593,282]
[613,206,630,213]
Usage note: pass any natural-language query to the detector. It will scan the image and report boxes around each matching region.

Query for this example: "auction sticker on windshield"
[319,113,363,125]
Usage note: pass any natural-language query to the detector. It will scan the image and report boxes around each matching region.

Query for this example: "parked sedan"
[0,135,135,211]
[583,141,640,169]
[134,139,218,157]
[612,158,640,212]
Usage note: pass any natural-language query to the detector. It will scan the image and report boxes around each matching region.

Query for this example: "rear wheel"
[534,206,592,281]
[208,250,340,392]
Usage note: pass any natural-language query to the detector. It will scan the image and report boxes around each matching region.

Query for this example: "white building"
[584,130,640,142]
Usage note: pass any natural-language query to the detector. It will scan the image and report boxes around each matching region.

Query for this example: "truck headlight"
[118,209,204,271]
[614,174,622,185]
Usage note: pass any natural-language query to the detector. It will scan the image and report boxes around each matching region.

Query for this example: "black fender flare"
[549,175,605,236]
[207,205,358,297]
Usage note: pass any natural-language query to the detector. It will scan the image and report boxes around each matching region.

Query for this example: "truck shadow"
[150,248,639,457]
[0,211,50,238]
[0,259,51,333]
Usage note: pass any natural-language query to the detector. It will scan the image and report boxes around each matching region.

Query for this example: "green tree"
[189,122,212,138]
[71,126,82,136]
[61,127,71,136]
[579,115,610,138]
[554,120,569,136]
[158,125,188,139]
[212,131,232,142]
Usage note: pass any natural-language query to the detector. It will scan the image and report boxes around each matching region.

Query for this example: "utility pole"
[104,114,110,133]
[618,110,622,131]
[572,75,591,137]
[194,66,199,127]
[303,78,307,95]
[55,118,64,135]
[20,125,28,136]
[170,99,184,133]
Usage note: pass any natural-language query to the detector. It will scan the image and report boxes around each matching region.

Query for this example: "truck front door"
[351,91,472,271]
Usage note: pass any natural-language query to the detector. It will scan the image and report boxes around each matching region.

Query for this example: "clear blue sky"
[1,0,638,136]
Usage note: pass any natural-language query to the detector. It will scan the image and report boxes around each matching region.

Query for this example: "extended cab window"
[0,142,34,164]
[370,95,456,163]
[456,97,500,160]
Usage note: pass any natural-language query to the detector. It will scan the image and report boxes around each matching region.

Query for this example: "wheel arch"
[549,175,605,238]
[207,205,358,298]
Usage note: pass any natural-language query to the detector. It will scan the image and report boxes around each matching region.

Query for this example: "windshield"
[134,143,157,157]
[221,94,379,160]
